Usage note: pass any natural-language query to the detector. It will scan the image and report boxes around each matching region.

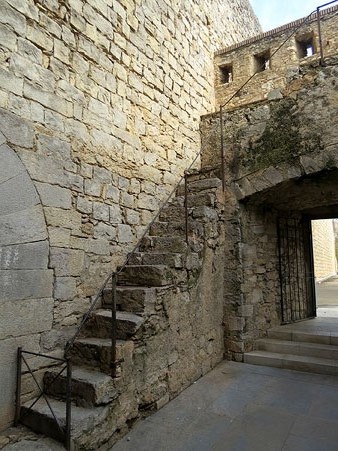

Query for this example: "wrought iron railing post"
[317,7,325,65]
[184,172,189,244]
[65,358,72,451]
[14,347,22,426]
[111,272,117,378]
[220,105,225,192]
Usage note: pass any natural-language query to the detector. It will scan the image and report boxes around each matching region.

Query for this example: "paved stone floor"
[112,361,338,451]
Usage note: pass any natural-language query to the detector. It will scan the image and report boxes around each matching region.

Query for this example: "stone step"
[267,327,338,345]
[67,337,133,374]
[244,350,338,375]
[176,177,222,196]
[159,205,186,222]
[256,338,338,361]
[44,366,118,407]
[117,265,174,286]
[83,309,144,340]
[103,286,157,314]
[149,220,204,238]
[128,252,184,268]
[149,221,185,236]
[20,397,106,444]
[139,236,188,253]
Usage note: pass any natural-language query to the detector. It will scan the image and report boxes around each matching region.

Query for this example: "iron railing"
[15,2,338,448]
[15,348,72,450]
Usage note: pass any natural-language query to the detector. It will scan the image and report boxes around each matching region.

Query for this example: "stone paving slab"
[112,361,338,451]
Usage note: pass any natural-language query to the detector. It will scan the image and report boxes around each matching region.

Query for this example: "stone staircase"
[244,321,338,375]
[19,176,224,450]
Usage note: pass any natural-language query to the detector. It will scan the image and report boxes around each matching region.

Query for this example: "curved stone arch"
[0,139,53,430]
[234,154,338,203]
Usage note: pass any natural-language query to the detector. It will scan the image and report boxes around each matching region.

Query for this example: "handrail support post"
[65,359,72,451]
[14,347,22,426]
[184,172,189,244]
[111,273,117,379]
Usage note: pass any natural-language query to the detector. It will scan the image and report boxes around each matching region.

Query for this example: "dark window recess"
[254,50,270,73]
[296,35,315,58]
[219,65,233,84]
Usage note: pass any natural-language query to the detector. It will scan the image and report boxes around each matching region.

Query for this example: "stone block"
[9,54,55,92]
[44,207,82,231]
[24,81,73,117]
[0,109,34,148]
[84,179,101,197]
[0,205,47,245]
[0,297,53,339]
[138,192,159,211]
[109,204,123,223]
[93,202,110,221]
[0,144,24,184]
[50,247,85,276]
[77,196,92,214]
[17,37,43,64]
[117,224,134,243]
[93,166,111,183]
[1,1,26,36]
[48,227,71,247]
[0,269,53,302]
[94,223,116,240]
[104,185,119,202]
[0,171,39,216]
[26,24,53,51]
[0,241,48,270]
[37,133,71,161]
[36,182,72,209]
[54,276,76,300]
[0,23,16,51]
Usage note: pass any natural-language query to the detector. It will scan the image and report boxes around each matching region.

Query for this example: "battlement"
[215,5,338,109]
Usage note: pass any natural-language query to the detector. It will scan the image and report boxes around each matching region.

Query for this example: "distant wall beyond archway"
[0,139,53,430]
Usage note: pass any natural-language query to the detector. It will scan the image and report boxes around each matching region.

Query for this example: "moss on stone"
[240,98,322,172]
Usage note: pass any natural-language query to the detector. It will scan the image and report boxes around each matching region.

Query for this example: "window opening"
[254,50,270,73]
[219,64,233,84]
[296,35,315,58]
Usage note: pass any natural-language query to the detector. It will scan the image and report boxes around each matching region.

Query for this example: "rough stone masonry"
[0,0,261,433]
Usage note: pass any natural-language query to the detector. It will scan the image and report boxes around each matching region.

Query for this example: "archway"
[0,141,53,430]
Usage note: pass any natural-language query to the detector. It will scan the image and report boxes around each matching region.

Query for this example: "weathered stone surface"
[84,309,144,340]
[0,171,39,216]
[0,298,53,339]
[0,205,47,245]
[0,270,53,302]
[0,108,33,148]
[35,182,72,209]
[50,248,85,276]
[54,277,76,301]
[68,337,132,374]
[44,366,118,407]
[139,236,188,253]
[0,241,48,270]
[118,265,174,287]
[0,144,25,184]
[103,286,157,313]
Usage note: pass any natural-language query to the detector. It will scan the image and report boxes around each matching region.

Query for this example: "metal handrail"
[219,1,338,183]
[15,348,72,450]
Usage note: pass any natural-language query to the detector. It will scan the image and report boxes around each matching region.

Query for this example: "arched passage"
[0,140,53,430]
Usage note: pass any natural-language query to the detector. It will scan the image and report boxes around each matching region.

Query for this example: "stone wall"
[200,55,338,357]
[312,219,337,281]
[0,0,261,432]
[214,6,338,109]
